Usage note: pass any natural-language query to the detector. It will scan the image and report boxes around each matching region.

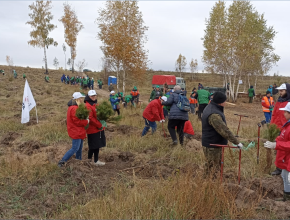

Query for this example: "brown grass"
[0,65,286,219]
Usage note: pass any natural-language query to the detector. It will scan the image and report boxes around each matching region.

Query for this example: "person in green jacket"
[13,70,17,79]
[83,78,88,89]
[124,94,132,108]
[248,85,255,103]
[149,85,163,101]
[196,88,210,119]
[45,75,49,83]
[98,79,103,89]
[23,73,26,79]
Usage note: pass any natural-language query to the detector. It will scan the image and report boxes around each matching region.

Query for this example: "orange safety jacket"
[262,96,274,112]
[131,90,140,96]
[189,97,198,104]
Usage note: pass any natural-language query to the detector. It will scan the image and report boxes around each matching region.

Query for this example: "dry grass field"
[1,65,290,219]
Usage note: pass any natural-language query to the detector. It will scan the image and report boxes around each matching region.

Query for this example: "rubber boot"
[271,167,282,176]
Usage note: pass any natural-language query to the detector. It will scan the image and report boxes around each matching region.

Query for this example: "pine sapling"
[264,123,280,173]
[75,103,90,120]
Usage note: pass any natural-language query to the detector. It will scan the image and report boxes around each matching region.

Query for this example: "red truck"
[152,75,186,90]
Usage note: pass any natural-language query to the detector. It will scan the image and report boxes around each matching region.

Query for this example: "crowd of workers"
[42,73,290,202]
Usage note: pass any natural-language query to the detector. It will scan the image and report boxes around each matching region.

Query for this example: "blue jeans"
[61,139,83,162]
[264,112,272,123]
[282,169,290,193]
[142,118,157,136]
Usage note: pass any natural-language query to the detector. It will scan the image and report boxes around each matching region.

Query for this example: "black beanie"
[213,92,227,104]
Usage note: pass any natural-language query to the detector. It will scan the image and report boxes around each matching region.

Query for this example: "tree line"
[22,0,278,96]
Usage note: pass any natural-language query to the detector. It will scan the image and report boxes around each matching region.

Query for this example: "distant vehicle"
[152,75,186,90]
[83,69,92,73]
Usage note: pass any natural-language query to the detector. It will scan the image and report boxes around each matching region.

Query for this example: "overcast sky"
[0,1,289,75]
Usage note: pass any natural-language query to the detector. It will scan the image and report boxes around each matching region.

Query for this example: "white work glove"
[161,119,165,123]
[237,143,244,149]
[159,120,163,123]
[264,141,276,149]
[87,119,90,124]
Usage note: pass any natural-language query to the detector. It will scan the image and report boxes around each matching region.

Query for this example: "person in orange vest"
[130,86,140,105]
[189,91,198,114]
[262,91,275,123]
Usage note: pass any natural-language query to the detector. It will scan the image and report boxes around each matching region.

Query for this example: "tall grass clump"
[57,172,259,219]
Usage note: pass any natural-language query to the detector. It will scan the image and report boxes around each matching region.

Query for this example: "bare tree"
[75,59,88,73]
[62,43,67,70]
[6,55,14,74]
[53,57,59,69]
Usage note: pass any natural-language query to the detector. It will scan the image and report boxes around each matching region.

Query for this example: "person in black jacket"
[202,92,243,176]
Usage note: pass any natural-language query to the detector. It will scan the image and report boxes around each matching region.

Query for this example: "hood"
[250,86,253,88]
[84,94,97,106]
[278,83,290,102]
[67,99,77,107]
[174,90,183,95]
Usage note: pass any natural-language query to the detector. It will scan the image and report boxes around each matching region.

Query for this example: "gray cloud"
[0,1,289,75]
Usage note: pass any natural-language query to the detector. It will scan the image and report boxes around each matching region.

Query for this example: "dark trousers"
[249,97,253,103]
[168,119,186,144]
[88,149,100,163]
[114,109,120,115]
[198,104,208,119]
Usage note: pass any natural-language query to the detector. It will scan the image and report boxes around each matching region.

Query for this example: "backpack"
[176,94,190,112]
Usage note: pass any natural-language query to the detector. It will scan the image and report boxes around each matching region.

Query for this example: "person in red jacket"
[184,120,195,139]
[264,102,290,201]
[270,83,290,175]
[84,90,106,166]
[58,92,89,167]
[142,96,166,136]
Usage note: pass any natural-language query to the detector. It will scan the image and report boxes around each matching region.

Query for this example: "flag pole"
[35,105,39,123]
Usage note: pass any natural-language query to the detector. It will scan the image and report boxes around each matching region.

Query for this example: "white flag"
[21,80,36,124]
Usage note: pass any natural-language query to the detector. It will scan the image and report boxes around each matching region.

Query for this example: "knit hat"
[156,85,160,88]
[266,91,271,95]
[213,92,227,104]
[133,86,137,90]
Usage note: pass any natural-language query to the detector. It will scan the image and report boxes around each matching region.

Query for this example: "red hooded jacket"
[84,96,103,134]
[271,84,290,168]
[275,120,290,171]
[66,100,88,140]
[143,99,164,122]
[184,121,195,135]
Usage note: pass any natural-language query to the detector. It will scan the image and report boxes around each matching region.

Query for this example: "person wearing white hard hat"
[141,96,166,136]
[264,102,290,201]
[84,90,106,166]
[270,83,290,176]
[110,91,121,115]
[58,92,89,167]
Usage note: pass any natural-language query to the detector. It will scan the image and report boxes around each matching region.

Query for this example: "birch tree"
[175,54,187,78]
[26,0,58,74]
[189,59,198,80]
[62,43,67,70]
[59,3,84,73]
[203,1,279,102]
[96,0,148,93]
